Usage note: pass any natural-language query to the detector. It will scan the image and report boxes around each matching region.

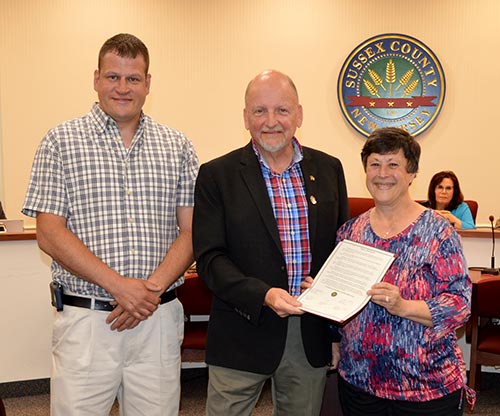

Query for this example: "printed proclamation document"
[298,240,395,323]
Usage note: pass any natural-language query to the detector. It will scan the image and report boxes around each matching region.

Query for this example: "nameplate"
[0,219,24,233]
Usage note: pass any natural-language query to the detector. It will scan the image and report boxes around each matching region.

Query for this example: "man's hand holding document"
[298,240,395,323]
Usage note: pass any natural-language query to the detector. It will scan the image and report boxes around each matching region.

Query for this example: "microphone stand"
[480,215,499,275]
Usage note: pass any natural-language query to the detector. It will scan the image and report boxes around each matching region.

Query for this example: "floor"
[1,370,500,415]
[0,369,273,416]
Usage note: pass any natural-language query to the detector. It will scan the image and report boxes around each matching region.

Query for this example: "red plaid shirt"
[253,139,311,296]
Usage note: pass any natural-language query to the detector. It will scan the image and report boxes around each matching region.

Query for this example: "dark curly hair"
[361,127,420,174]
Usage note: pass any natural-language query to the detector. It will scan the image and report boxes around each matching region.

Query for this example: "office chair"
[0,397,6,416]
[177,272,212,368]
[464,200,478,223]
[468,276,500,391]
[348,197,375,219]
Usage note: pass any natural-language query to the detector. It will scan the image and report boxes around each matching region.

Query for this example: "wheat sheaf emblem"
[340,34,444,137]
[365,59,419,98]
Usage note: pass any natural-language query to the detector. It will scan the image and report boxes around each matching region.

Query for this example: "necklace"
[372,208,399,237]
[374,212,395,237]
[384,223,395,237]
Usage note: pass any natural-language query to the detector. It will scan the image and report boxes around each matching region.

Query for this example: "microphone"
[480,215,499,275]
[490,215,495,269]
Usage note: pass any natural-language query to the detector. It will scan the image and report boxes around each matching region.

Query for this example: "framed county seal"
[338,34,445,137]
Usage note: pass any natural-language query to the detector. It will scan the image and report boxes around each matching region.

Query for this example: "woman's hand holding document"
[298,240,395,323]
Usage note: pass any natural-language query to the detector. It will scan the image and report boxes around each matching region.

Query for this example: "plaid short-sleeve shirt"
[23,104,199,298]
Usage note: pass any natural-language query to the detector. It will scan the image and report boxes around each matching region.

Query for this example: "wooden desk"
[458,228,500,239]
[0,230,36,241]
[457,228,498,270]
[469,269,499,284]
[0,230,53,382]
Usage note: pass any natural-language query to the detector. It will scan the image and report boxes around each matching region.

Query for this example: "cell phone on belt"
[50,281,64,311]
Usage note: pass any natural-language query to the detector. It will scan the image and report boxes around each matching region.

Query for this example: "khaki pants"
[50,299,184,416]
[206,316,327,416]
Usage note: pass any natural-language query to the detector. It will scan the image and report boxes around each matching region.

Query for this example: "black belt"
[62,290,176,311]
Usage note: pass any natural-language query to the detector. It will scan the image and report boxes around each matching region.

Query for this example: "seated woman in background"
[423,170,475,229]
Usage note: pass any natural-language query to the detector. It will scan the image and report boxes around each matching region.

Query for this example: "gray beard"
[256,136,287,153]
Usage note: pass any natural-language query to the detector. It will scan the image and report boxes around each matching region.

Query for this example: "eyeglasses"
[436,185,453,192]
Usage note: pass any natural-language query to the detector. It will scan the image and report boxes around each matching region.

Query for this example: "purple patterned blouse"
[337,208,471,401]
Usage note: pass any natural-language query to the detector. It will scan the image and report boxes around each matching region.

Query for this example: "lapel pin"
[309,175,316,181]
[310,195,317,205]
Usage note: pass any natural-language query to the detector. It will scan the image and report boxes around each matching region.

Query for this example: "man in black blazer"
[193,70,349,415]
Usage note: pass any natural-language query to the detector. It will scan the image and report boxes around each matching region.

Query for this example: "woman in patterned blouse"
[334,128,472,415]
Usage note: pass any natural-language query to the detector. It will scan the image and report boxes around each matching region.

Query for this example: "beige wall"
[1,0,498,226]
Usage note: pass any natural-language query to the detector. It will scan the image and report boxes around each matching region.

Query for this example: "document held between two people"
[298,240,395,323]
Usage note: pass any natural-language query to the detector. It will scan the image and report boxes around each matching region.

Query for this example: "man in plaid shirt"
[193,70,349,416]
[23,33,198,415]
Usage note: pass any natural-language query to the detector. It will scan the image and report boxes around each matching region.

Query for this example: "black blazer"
[193,142,349,374]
